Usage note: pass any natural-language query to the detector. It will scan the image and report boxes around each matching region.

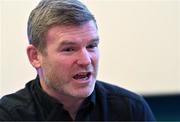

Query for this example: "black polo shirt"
[0,76,155,121]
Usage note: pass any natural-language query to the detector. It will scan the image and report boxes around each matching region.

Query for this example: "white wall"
[0,0,180,97]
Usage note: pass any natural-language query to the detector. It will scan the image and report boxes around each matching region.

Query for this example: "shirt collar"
[33,75,96,111]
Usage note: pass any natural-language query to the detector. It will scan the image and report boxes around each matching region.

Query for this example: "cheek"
[92,52,100,65]
[54,58,74,72]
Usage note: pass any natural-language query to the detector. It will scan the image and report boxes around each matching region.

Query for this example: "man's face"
[39,21,99,99]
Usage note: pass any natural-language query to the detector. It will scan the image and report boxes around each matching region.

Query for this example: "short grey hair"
[27,0,97,54]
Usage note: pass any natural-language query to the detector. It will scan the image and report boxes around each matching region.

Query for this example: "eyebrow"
[59,37,100,46]
[60,41,77,46]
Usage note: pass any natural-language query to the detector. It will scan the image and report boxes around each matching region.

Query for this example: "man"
[0,0,155,121]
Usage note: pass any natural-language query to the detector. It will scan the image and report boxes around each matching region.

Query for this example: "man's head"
[27,0,97,54]
[27,0,99,100]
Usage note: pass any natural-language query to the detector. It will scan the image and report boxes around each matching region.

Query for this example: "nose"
[77,48,91,66]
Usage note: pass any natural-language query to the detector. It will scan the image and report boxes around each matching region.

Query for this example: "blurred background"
[0,0,180,120]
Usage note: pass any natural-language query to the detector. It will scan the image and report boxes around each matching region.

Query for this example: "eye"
[87,43,98,49]
[62,47,75,52]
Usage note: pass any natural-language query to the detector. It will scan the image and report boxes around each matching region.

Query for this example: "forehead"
[46,21,98,45]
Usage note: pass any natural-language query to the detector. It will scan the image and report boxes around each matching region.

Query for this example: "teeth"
[79,77,88,80]
[73,72,90,80]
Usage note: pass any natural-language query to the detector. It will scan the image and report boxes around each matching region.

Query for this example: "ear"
[26,45,41,68]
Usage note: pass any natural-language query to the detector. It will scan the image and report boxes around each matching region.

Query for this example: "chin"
[71,85,95,98]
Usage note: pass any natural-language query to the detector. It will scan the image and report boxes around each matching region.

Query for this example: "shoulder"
[95,80,143,101]
[0,81,34,120]
[95,80,146,110]
[95,80,156,121]
[0,87,32,109]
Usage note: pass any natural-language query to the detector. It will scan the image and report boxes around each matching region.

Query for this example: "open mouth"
[73,72,91,80]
